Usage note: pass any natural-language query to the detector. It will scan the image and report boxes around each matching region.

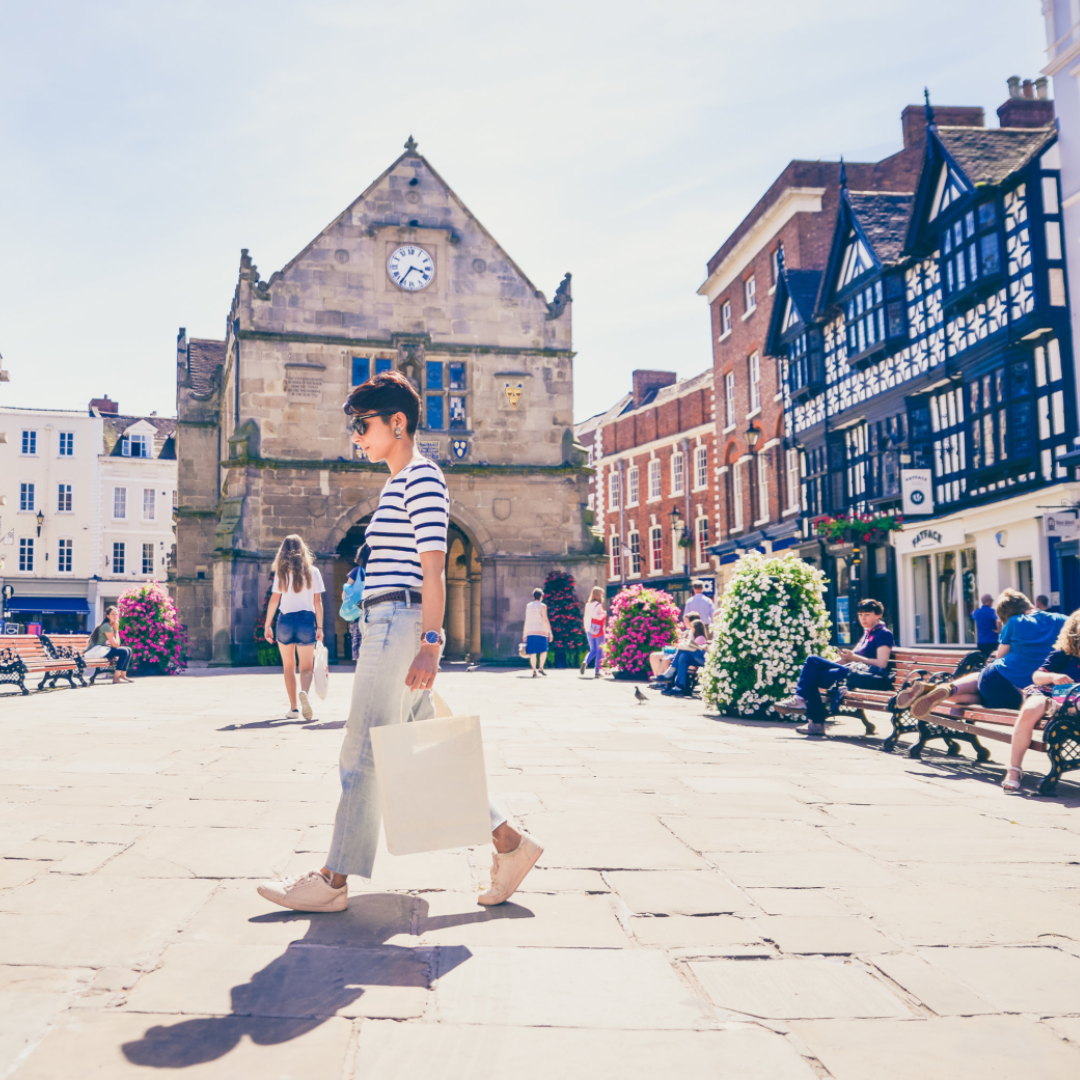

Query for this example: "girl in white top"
[581,585,606,678]
[522,588,553,677]
[263,534,324,720]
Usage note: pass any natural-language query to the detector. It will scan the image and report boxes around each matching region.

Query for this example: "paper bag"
[370,691,491,855]
[313,642,329,700]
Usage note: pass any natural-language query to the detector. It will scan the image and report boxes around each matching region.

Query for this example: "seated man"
[660,619,709,697]
[775,599,894,736]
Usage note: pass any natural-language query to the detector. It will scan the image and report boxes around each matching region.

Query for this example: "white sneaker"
[257,869,347,912]
[774,695,807,714]
[298,690,313,721]
[478,832,544,906]
[285,709,300,719]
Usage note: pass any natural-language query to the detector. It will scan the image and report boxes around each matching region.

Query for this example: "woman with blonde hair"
[1002,608,1080,793]
[263,534,324,721]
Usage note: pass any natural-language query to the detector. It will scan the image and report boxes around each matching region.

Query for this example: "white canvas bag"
[370,691,492,856]
[312,642,329,700]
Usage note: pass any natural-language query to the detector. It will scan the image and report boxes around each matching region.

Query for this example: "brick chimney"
[998,76,1054,128]
[90,395,118,414]
[631,370,677,409]
[901,104,985,149]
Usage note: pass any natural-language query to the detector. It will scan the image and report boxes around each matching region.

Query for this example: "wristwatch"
[422,630,445,646]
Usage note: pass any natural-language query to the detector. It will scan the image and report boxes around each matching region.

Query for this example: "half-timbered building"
[768,91,1079,648]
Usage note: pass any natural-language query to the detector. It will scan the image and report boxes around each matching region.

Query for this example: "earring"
[395,427,402,440]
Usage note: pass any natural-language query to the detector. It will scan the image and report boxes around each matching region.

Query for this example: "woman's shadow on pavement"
[121,892,533,1069]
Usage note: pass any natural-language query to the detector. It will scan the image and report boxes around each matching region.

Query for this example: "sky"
[0,0,1050,423]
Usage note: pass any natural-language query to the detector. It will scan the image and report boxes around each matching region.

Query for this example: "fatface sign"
[894,520,966,554]
[901,469,934,516]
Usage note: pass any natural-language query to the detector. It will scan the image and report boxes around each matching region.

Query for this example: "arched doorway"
[333,516,482,662]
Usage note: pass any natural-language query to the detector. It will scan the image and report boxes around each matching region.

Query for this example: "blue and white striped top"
[363,457,449,596]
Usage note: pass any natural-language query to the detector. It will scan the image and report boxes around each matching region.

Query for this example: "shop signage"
[698,578,716,598]
[901,469,934,515]
[894,520,966,554]
[1045,513,1080,539]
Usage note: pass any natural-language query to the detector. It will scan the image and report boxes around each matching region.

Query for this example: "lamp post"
[35,510,44,537]
[745,424,759,530]
[669,504,684,574]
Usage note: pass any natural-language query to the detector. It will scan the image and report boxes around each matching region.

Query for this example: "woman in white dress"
[522,588,553,676]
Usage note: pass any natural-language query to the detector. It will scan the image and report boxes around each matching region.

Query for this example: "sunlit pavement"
[2,667,1080,1079]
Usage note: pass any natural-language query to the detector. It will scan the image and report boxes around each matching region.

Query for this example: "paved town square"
[2,670,1080,1079]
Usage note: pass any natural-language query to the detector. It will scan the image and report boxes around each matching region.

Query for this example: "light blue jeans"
[326,598,506,878]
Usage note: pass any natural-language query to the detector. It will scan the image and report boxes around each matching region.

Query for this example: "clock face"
[388,246,434,291]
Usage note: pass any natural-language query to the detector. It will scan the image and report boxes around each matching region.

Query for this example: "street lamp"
[745,424,760,527]
[669,504,686,576]
[745,424,759,449]
[35,510,44,537]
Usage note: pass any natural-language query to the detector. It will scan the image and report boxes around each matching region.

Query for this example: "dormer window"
[838,231,874,289]
[122,433,150,458]
[941,201,1000,299]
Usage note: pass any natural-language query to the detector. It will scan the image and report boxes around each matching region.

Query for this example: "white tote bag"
[313,642,329,700]
[370,691,492,856]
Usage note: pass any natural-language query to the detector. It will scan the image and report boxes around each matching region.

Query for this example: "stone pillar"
[468,574,482,658]
[446,579,467,657]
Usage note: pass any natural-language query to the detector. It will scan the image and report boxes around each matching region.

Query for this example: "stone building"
[576,368,717,609]
[175,138,602,665]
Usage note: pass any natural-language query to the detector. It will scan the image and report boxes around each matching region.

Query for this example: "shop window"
[936,551,960,644]
[912,546,980,645]
[912,555,933,643]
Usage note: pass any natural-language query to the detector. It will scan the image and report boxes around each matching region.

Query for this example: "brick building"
[696,107,960,585]
[576,368,716,606]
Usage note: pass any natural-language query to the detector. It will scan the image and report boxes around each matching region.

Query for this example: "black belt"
[361,589,423,611]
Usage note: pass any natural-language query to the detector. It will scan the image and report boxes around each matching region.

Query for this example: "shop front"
[606,573,717,612]
[0,597,91,635]
[895,483,1080,648]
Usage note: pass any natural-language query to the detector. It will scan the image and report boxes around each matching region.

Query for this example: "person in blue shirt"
[905,590,1066,719]
[972,594,999,657]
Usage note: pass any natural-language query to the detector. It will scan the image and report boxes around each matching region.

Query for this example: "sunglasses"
[348,411,396,436]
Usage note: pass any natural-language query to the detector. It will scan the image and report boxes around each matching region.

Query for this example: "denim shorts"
[978,662,1023,709]
[276,610,317,645]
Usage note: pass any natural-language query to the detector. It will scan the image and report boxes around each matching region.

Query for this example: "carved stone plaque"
[285,363,325,402]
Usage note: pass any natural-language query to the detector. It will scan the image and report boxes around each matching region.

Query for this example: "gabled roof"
[817,188,914,315]
[935,124,1056,187]
[765,267,822,356]
[905,123,1056,252]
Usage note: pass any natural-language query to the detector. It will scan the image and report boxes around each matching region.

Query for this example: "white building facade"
[0,404,177,633]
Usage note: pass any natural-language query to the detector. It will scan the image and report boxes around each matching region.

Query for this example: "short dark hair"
[533,588,543,600]
[343,370,420,436]
[691,579,705,591]
[857,599,884,615]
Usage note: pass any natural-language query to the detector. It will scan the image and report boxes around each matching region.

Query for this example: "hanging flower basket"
[814,513,903,545]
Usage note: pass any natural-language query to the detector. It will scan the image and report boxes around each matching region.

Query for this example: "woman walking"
[522,588,553,676]
[85,606,134,684]
[257,371,542,913]
[580,585,605,678]
[263,535,324,721]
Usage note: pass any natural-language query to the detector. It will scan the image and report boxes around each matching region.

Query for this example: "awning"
[2,598,90,615]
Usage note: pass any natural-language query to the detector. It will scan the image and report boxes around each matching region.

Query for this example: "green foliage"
[700,553,834,717]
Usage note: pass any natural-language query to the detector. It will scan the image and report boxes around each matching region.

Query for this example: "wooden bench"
[0,634,82,694]
[830,646,990,753]
[920,698,1080,796]
[41,633,117,685]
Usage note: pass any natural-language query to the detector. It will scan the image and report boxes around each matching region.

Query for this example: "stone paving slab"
[2,669,1080,1077]
[354,1022,818,1079]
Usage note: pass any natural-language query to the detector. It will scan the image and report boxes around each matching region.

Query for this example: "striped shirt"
[363,457,449,596]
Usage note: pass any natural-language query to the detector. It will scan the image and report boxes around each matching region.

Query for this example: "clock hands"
[398,266,416,285]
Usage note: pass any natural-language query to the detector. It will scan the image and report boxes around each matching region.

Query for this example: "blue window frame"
[351,357,370,385]
[426,361,443,390]
[449,363,466,390]
[426,395,444,430]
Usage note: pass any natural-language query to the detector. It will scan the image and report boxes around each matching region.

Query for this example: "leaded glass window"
[941,201,1000,298]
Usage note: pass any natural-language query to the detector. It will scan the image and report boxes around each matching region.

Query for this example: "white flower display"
[701,553,835,717]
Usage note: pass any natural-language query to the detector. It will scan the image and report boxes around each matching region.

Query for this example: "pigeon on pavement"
[634,686,648,704]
